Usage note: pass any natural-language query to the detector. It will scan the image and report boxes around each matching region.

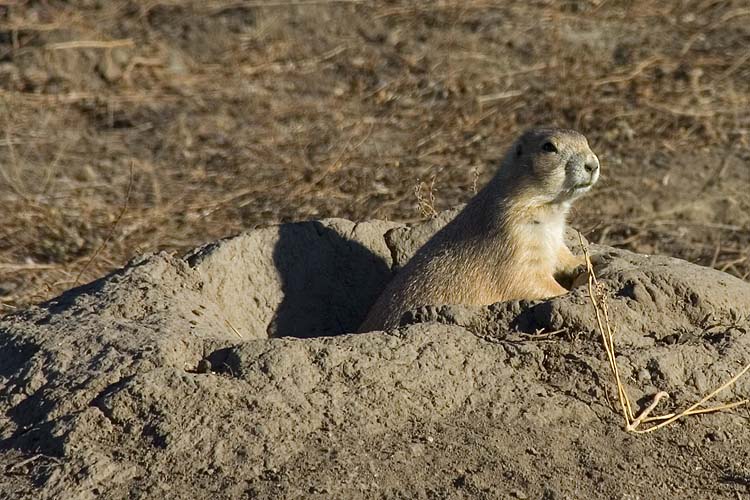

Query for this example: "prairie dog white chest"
[514,207,567,272]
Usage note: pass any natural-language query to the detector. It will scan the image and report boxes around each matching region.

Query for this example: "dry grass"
[414,175,439,219]
[1,0,749,311]
[578,233,749,433]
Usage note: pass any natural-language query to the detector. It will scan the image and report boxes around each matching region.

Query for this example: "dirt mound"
[1,212,749,499]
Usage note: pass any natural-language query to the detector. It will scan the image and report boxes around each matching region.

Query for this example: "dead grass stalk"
[73,163,134,286]
[578,233,749,433]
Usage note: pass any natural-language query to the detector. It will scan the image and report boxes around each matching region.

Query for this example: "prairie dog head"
[496,127,600,207]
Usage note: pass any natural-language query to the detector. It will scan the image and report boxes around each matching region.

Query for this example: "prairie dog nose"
[567,153,600,184]
[584,158,599,174]
[567,154,593,173]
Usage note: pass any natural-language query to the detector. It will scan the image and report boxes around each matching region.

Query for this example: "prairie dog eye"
[541,141,557,153]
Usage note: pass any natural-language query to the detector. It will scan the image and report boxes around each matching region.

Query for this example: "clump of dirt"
[1,213,749,499]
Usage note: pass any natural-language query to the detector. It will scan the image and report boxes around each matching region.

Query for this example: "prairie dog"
[359,127,600,332]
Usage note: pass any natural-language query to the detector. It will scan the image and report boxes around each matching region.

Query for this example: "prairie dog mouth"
[553,182,593,204]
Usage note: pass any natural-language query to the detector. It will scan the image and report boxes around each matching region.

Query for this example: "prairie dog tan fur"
[359,127,600,332]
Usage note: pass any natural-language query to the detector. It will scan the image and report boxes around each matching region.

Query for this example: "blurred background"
[0,0,748,311]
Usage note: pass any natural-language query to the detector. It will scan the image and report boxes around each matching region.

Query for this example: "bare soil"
[1,213,750,499]
[1,1,750,499]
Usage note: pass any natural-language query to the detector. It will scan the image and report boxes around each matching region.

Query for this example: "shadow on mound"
[268,221,391,338]
[181,218,398,339]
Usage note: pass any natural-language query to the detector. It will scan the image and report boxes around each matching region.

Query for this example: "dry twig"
[73,163,134,286]
[225,319,244,339]
[578,233,749,433]
[45,39,134,51]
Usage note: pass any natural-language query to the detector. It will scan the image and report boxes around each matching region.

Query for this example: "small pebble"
[196,359,212,373]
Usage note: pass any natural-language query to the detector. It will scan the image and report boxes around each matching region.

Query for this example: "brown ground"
[1,214,749,499]
[1,1,750,499]
[1,0,749,312]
